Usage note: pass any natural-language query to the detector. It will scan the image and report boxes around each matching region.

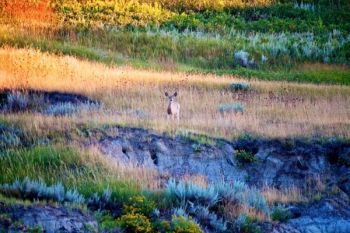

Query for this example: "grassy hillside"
[1,47,349,138]
[0,47,348,232]
[0,1,349,232]
[0,0,349,84]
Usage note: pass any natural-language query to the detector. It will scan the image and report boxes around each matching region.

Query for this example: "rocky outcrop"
[97,127,350,192]
[273,198,350,233]
[0,203,98,233]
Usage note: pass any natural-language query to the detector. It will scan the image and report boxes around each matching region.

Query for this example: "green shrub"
[95,211,120,231]
[191,143,204,152]
[235,150,257,165]
[116,212,153,233]
[0,177,85,204]
[270,205,291,222]
[336,41,350,63]
[218,103,245,114]
[234,214,261,233]
[123,195,155,217]
[27,225,44,233]
[153,219,172,233]
[230,82,251,91]
[171,215,203,233]
[178,131,216,146]
[0,125,22,150]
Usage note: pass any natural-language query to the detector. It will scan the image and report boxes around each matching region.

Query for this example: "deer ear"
[174,92,177,97]
[165,92,168,96]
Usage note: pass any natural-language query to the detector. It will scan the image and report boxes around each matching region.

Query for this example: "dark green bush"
[171,216,203,233]
[235,150,257,165]
[234,214,261,233]
[230,82,251,91]
[270,205,291,222]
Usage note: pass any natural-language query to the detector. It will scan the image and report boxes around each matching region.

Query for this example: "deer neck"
[167,101,173,114]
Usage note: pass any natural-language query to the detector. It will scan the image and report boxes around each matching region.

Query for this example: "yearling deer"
[165,92,180,121]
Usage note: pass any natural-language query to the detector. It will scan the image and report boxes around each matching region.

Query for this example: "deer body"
[165,92,180,121]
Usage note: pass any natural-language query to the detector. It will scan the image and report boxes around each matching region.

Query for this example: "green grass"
[215,67,350,85]
[0,145,140,198]
[1,30,349,85]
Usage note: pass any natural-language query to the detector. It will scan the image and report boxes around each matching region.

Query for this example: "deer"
[165,91,180,121]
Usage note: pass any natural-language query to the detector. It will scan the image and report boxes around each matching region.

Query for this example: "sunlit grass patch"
[0,47,349,139]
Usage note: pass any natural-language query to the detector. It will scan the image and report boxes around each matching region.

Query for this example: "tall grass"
[0,145,160,194]
[1,23,349,84]
[0,47,349,138]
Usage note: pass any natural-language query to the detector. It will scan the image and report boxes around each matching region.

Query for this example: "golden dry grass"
[222,201,269,222]
[78,145,161,190]
[1,46,350,138]
[262,186,307,205]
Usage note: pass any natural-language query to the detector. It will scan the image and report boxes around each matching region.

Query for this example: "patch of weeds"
[187,205,227,232]
[171,215,203,233]
[3,91,46,113]
[312,193,322,202]
[126,109,148,119]
[11,220,26,231]
[0,177,85,204]
[5,91,29,112]
[166,179,219,209]
[0,194,34,206]
[44,103,79,116]
[218,102,245,114]
[27,225,44,233]
[123,195,155,217]
[0,124,24,150]
[236,132,255,141]
[338,152,350,167]
[95,211,120,231]
[178,131,216,146]
[235,150,257,166]
[234,214,261,233]
[330,185,341,195]
[192,143,204,153]
[0,213,12,228]
[83,223,96,233]
[153,219,172,232]
[116,212,153,233]
[281,139,295,151]
[230,82,251,91]
[270,205,291,222]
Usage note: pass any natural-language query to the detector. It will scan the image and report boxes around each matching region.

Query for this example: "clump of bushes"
[44,103,79,116]
[0,177,85,204]
[235,149,257,166]
[3,91,46,113]
[270,205,291,222]
[178,131,216,146]
[171,215,203,233]
[153,215,203,233]
[230,82,251,91]
[234,50,257,68]
[0,124,22,150]
[5,91,29,112]
[123,195,156,217]
[234,214,261,233]
[166,179,269,232]
[116,212,153,233]
[218,103,245,114]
